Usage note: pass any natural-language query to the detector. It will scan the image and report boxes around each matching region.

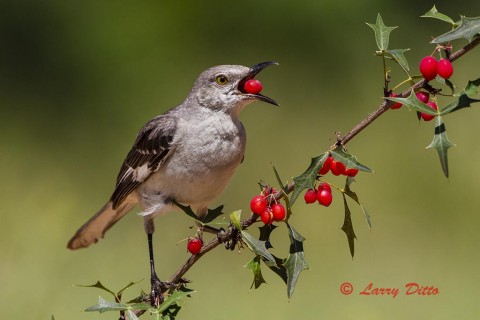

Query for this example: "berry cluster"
[250,189,286,224]
[390,55,452,120]
[187,237,203,255]
[319,156,358,177]
[419,56,453,81]
[302,156,359,208]
[304,182,333,207]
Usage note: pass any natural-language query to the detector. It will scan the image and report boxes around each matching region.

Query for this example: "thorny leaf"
[461,78,480,96]
[343,177,372,229]
[440,94,480,115]
[291,153,329,206]
[241,231,276,267]
[330,146,373,172]
[421,5,456,25]
[441,78,480,114]
[341,195,357,259]
[85,297,135,313]
[245,256,267,289]
[385,49,411,73]
[258,224,277,249]
[175,202,225,224]
[432,16,480,43]
[366,13,398,51]
[427,116,455,178]
[283,224,308,299]
[202,205,225,224]
[386,90,439,115]
[77,281,116,299]
[266,254,288,285]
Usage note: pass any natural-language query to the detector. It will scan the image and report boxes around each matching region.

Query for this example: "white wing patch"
[133,163,152,181]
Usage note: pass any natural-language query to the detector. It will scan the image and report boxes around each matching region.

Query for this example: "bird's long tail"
[67,195,138,250]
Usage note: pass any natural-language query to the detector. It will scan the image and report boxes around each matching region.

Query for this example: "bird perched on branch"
[67,61,278,305]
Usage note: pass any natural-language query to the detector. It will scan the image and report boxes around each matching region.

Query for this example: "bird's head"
[189,62,279,117]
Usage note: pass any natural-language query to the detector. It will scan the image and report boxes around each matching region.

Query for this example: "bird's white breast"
[139,108,246,216]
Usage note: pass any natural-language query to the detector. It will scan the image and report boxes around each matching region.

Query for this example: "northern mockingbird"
[67,61,278,304]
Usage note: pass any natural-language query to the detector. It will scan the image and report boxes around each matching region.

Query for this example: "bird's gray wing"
[110,114,177,209]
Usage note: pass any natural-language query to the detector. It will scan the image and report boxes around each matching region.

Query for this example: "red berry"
[330,159,346,176]
[271,203,286,221]
[420,102,438,121]
[390,93,402,109]
[244,79,263,94]
[319,156,333,175]
[260,208,273,224]
[304,189,317,204]
[416,91,429,103]
[317,189,333,207]
[419,56,438,81]
[250,195,267,215]
[187,238,203,255]
[345,168,359,177]
[437,59,453,79]
[318,182,331,192]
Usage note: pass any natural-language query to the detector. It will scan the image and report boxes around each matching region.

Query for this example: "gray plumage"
[68,62,278,250]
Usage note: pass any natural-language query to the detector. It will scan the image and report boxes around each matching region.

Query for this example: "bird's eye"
[215,75,229,85]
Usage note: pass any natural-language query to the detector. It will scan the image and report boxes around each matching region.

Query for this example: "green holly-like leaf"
[440,94,480,115]
[241,231,276,267]
[432,16,480,43]
[434,77,456,95]
[266,254,288,285]
[156,289,194,315]
[272,165,286,191]
[85,297,133,313]
[230,210,242,231]
[174,201,200,221]
[283,224,308,299]
[258,224,277,249]
[366,13,398,51]
[427,116,455,178]
[125,310,139,320]
[341,195,357,259]
[343,177,372,229]
[77,281,117,299]
[461,78,480,96]
[202,205,225,224]
[421,5,456,25]
[174,201,224,224]
[245,256,267,289]
[385,49,411,73]
[386,90,439,116]
[330,146,373,172]
[291,153,329,206]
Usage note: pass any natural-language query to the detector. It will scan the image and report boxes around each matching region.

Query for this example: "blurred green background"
[2,0,480,319]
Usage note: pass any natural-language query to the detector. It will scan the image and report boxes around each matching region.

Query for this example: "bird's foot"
[219,226,241,251]
[150,275,190,307]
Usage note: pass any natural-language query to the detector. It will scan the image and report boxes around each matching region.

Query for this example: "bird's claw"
[150,276,190,307]
[221,226,241,251]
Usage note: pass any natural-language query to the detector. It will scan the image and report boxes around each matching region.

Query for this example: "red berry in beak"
[244,79,263,94]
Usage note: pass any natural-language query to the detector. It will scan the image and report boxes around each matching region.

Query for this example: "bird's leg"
[145,218,169,306]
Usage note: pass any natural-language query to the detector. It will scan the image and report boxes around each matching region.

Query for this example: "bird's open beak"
[238,61,279,106]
